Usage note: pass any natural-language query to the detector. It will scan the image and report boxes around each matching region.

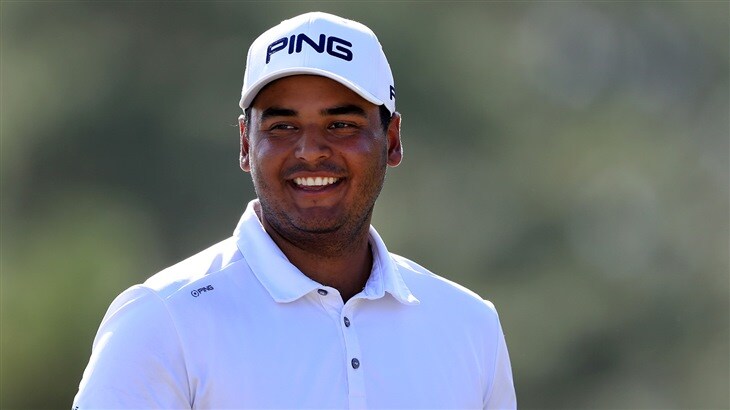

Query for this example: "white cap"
[239,12,396,113]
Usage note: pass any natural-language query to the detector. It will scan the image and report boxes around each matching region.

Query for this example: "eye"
[329,121,356,129]
[269,123,296,131]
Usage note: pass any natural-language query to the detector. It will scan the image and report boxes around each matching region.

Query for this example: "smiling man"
[241,75,402,303]
[73,12,516,410]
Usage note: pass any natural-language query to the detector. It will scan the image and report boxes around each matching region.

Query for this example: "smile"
[293,177,340,187]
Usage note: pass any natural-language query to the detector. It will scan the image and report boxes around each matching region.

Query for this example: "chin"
[291,211,344,233]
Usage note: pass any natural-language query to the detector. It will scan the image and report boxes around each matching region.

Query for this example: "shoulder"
[93,236,250,344]
[90,234,257,350]
[391,253,500,321]
[141,236,246,300]
[90,236,249,326]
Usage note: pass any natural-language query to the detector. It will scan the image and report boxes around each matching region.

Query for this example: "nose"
[295,126,331,163]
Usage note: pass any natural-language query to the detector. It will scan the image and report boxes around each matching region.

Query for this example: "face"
[239,75,402,246]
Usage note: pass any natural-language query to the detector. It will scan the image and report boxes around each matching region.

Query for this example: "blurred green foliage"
[1,2,728,409]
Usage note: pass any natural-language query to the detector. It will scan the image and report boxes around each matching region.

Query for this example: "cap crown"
[240,12,395,113]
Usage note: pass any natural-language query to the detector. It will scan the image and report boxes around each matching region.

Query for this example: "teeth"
[294,177,339,187]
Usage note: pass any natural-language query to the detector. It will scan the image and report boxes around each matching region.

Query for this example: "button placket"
[341,303,365,409]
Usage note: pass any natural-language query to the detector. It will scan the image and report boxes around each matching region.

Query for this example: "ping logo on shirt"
[266,33,353,63]
[191,285,214,297]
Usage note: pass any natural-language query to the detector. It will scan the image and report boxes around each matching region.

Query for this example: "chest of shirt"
[170,286,486,409]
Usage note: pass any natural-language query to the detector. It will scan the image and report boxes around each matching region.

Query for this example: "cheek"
[356,139,389,167]
[342,133,387,159]
[247,151,277,190]
[250,143,284,171]
[347,145,388,184]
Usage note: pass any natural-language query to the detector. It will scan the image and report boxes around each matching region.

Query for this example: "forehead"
[250,75,376,112]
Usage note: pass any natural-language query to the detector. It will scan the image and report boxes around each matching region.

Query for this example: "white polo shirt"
[73,200,516,409]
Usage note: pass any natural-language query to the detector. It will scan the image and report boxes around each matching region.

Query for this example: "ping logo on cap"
[266,33,353,64]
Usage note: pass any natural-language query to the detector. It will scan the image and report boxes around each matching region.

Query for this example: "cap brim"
[239,68,386,110]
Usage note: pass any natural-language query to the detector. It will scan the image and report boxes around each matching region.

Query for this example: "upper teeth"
[294,177,339,187]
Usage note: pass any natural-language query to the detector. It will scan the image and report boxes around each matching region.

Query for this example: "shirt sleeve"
[72,285,191,409]
[483,303,517,410]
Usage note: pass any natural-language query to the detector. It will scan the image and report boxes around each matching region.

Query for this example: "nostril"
[295,133,331,161]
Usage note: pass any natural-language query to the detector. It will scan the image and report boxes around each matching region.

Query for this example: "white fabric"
[73,200,516,409]
[239,12,396,113]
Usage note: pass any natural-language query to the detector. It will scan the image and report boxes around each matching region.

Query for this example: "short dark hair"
[244,104,393,135]
[377,105,393,133]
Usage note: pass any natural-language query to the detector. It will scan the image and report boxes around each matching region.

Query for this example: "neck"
[255,204,374,303]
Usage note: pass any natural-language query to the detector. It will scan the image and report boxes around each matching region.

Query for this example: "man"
[73,12,516,409]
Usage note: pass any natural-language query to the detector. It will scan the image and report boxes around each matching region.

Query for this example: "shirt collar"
[233,200,419,306]
[363,226,419,305]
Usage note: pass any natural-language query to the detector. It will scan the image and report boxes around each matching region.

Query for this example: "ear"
[239,114,251,172]
[386,112,403,167]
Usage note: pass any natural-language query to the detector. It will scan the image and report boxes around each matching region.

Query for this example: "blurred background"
[1,1,728,409]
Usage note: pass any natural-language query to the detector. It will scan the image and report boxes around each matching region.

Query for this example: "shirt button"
[317,289,328,296]
[343,317,351,327]
[351,358,360,369]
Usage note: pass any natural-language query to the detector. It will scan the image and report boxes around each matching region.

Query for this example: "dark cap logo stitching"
[266,33,353,64]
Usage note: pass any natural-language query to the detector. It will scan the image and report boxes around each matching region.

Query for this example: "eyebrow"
[260,107,297,121]
[322,105,367,117]
[259,104,368,121]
